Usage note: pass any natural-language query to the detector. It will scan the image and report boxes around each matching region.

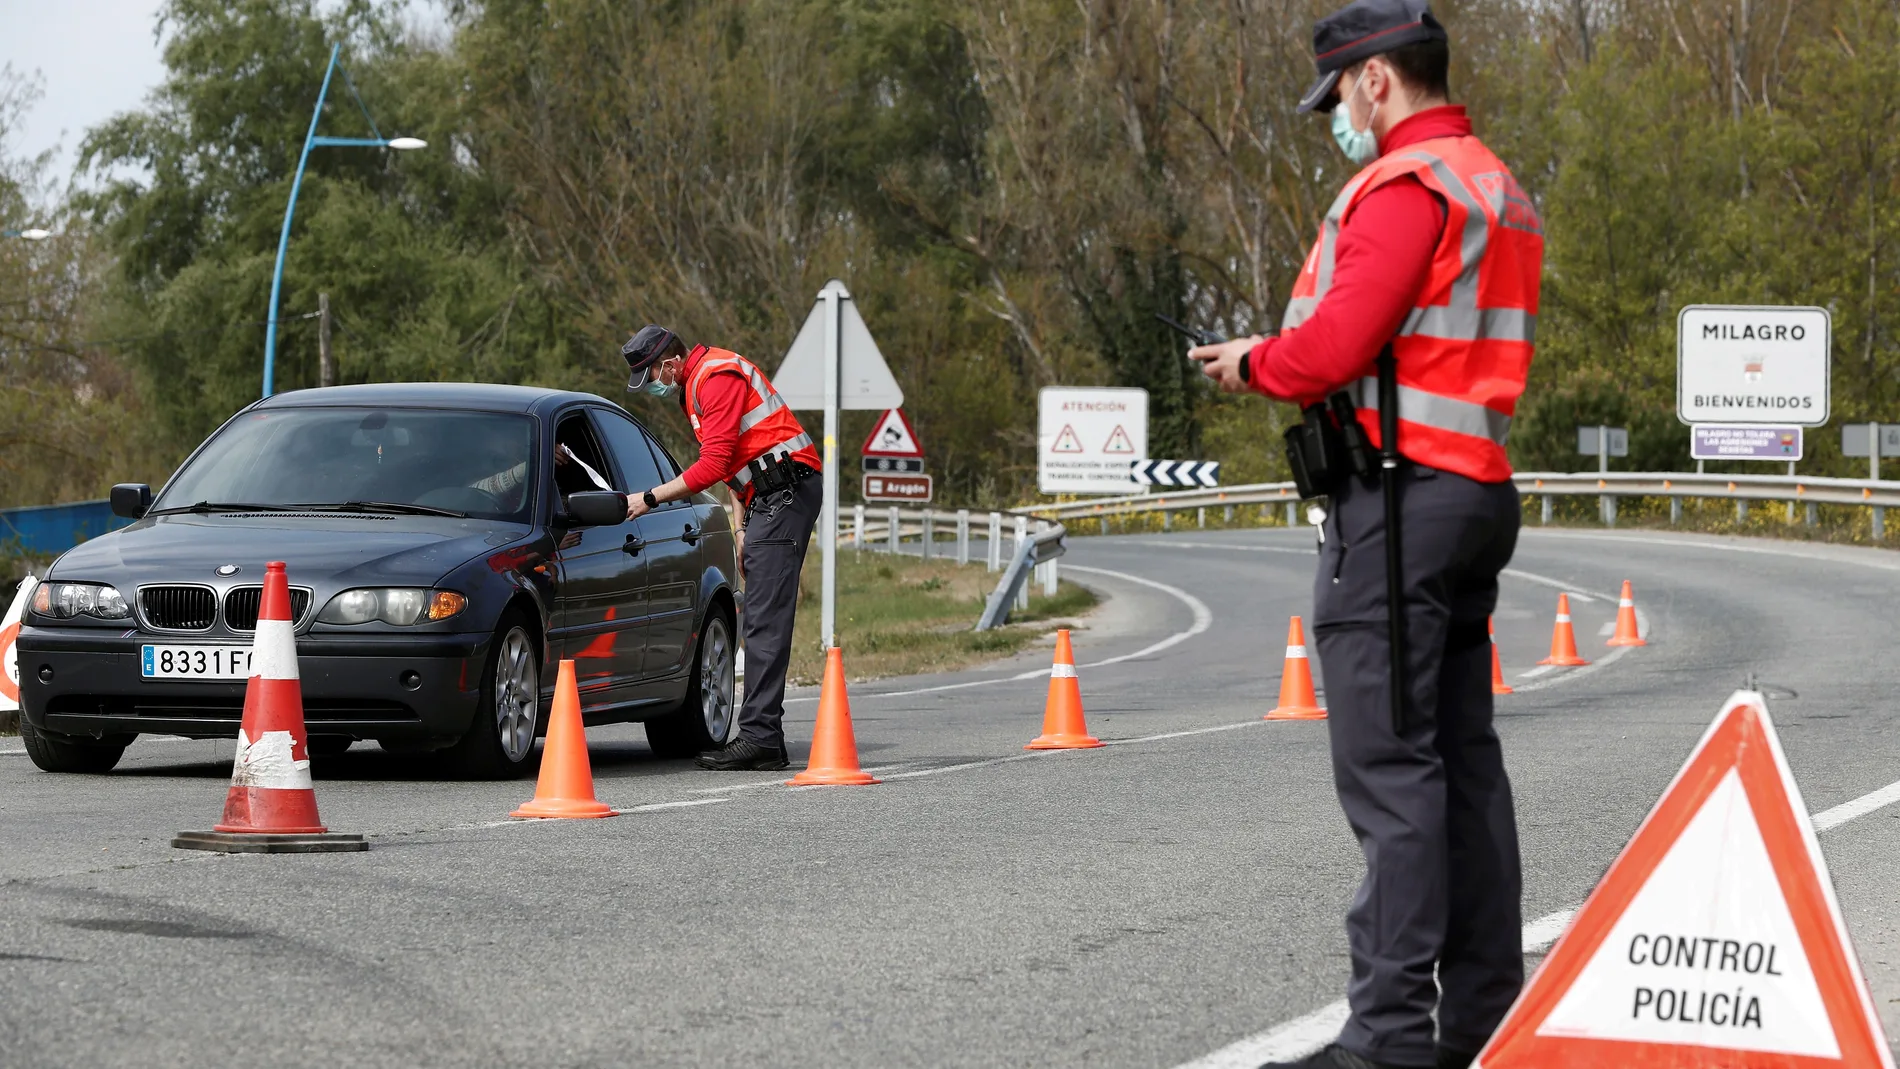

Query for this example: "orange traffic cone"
[1607,580,1646,647]
[788,647,880,785]
[1266,616,1326,720]
[174,562,365,853]
[1489,617,1514,695]
[1537,593,1591,666]
[1027,629,1105,748]
[512,659,615,818]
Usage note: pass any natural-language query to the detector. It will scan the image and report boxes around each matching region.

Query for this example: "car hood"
[50,513,531,588]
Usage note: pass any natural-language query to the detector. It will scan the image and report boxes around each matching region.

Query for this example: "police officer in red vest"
[622,325,823,772]
[1191,3,1539,1067]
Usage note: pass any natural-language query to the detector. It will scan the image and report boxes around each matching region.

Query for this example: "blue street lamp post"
[262,42,425,398]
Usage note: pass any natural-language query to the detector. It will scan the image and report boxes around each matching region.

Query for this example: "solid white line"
[1516,665,1557,680]
[1596,621,1616,637]
[1175,772,1900,1069]
[1151,541,1318,557]
[613,797,728,814]
[786,564,1214,703]
[1500,568,1596,602]
[1104,720,1266,746]
[1523,529,1900,573]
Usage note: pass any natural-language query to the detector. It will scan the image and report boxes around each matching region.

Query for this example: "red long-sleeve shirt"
[1248,106,1470,403]
[679,354,748,495]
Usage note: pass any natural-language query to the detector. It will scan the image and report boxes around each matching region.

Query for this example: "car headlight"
[29,582,132,621]
[317,588,466,625]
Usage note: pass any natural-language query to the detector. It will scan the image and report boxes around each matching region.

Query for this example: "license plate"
[141,644,253,680]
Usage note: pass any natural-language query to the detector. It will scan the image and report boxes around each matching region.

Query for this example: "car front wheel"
[645,608,736,758]
[20,717,132,774]
[441,612,542,779]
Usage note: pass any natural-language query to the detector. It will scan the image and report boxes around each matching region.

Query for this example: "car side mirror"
[110,483,153,519]
[564,491,629,527]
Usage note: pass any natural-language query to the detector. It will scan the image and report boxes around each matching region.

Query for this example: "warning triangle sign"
[1478,692,1894,1069]
[1050,424,1085,454]
[1103,425,1135,454]
[772,279,905,412]
[862,408,924,458]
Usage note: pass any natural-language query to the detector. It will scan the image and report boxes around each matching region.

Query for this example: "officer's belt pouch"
[1284,403,1344,500]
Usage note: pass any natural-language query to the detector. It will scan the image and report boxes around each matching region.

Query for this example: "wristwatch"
[642,490,659,509]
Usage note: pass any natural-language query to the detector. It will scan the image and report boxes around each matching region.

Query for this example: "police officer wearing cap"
[622,325,824,772]
[1190,2,1541,1067]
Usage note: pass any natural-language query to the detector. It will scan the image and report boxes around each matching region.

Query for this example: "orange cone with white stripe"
[1537,593,1591,667]
[1606,580,1646,647]
[174,562,364,853]
[512,659,615,818]
[1266,616,1326,720]
[1490,617,1514,695]
[1027,629,1103,748]
[788,647,880,784]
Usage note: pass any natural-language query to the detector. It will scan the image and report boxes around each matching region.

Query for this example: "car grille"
[138,586,217,631]
[223,587,314,631]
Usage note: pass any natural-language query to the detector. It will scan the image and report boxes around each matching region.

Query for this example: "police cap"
[622,325,687,390]
[1297,0,1448,114]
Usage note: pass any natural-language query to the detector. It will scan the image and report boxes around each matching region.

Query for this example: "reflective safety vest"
[683,345,822,503]
[1282,135,1542,483]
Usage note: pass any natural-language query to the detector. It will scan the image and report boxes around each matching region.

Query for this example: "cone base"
[1537,655,1592,666]
[174,830,366,853]
[1265,706,1327,720]
[511,797,616,819]
[786,768,880,786]
[1025,734,1104,749]
[1492,684,1515,695]
[1606,636,1647,648]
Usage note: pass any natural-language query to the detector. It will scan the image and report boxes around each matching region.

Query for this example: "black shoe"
[1261,1043,1404,1069]
[1435,1047,1478,1069]
[694,738,790,771]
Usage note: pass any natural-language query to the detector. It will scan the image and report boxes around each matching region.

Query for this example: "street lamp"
[3,229,51,240]
[262,43,427,398]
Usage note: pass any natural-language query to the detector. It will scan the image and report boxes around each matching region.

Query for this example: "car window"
[553,413,615,498]
[154,407,537,522]
[590,408,669,494]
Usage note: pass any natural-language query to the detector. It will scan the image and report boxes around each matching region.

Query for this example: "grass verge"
[785,548,1096,686]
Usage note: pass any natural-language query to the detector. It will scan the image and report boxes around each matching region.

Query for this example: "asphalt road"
[4,526,1900,1068]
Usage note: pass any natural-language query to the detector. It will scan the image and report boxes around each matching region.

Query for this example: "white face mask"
[1330,72,1381,165]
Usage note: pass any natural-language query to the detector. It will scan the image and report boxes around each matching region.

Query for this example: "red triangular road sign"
[1478,692,1893,1069]
[1103,425,1135,454]
[862,407,924,458]
[1050,424,1085,454]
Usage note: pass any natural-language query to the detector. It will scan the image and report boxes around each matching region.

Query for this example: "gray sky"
[0,0,168,187]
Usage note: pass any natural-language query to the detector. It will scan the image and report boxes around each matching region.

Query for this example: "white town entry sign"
[1677,305,1830,427]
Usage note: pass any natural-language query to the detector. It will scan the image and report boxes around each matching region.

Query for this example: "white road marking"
[1500,567,1596,602]
[1174,775,1900,1069]
[1154,541,1318,557]
[1516,665,1557,679]
[612,798,728,815]
[1524,529,1900,573]
[472,796,730,828]
[784,564,1213,704]
[1597,621,1616,637]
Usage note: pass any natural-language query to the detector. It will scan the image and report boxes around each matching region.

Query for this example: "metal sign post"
[820,287,841,651]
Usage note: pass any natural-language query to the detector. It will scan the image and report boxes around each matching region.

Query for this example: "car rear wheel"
[20,717,132,774]
[644,608,736,759]
[441,613,542,779]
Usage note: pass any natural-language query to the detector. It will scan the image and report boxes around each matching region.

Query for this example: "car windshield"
[155,407,538,523]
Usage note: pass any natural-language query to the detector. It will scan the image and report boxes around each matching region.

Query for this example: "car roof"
[255,381,614,416]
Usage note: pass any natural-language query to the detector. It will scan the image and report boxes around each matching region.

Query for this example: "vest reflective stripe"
[684,346,823,500]
[726,431,818,488]
[1280,134,1542,482]
[1355,377,1512,446]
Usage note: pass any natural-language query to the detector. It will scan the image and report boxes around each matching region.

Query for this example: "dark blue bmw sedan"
[16,382,740,777]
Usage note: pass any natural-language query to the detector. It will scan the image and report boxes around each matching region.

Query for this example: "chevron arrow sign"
[1129,459,1220,488]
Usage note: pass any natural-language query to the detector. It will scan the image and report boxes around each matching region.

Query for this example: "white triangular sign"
[1478,692,1894,1068]
[772,279,904,411]
[1103,425,1135,454]
[1051,425,1084,453]
[862,408,923,458]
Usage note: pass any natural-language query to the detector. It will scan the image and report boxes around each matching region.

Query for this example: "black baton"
[1377,345,1405,735]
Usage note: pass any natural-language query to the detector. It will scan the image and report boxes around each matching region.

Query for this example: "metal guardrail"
[1016,470,1900,538]
[843,505,1068,631]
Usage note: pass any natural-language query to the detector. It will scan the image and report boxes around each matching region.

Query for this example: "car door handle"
[623,534,644,556]
[681,525,701,545]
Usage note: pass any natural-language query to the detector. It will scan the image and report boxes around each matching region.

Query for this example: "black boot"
[694,737,790,771]
[1260,1044,1405,1069]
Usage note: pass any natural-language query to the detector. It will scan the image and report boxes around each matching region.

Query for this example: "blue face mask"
[1330,80,1380,165]
[641,379,680,400]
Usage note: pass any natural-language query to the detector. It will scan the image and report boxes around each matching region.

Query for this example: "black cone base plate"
[172,830,368,854]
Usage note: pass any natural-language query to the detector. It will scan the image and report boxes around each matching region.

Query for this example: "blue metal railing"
[0,500,129,555]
